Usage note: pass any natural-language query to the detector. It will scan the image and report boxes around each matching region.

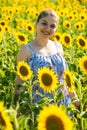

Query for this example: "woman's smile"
[41,30,50,35]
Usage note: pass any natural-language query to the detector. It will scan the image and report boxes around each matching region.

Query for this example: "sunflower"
[29,7,39,18]
[14,6,21,14]
[16,18,25,27]
[70,10,78,19]
[79,21,85,30]
[51,32,62,42]
[79,12,87,21]
[64,70,74,92]
[0,25,4,34]
[56,6,61,12]
[72,10,78,16]
[15,31,28,45]
[7,7,14,15]
[79,56,87,73]
[2,13,7,20]
[58,9,66,17]
[0,102,13,130]
[37,104,73,130]
[0,20,7,27]
[5,15,12,22]
[17,61,33,81]
[74,22,81,31]
[67,13,74,21]
[26,8,31,15]
[61,33,72,48]
[24,22,34,34]
[4,25,11,32]
[63,20,71,29]
[74,21,85,31]
[37,67,58,93]
[76,36,87,50]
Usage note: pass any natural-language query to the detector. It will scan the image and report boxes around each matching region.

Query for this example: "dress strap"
[28,44,35,55]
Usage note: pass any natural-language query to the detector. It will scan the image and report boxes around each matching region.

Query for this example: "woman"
[15,9,79,108]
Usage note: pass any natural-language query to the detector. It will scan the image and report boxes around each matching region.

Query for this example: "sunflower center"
[61,12,63,15]
[42,73,52,86]
[5,27,8,31]
[56,35,60,40]
[46,115,64,130]
[84,60,87,69]
[9,11,12,14]
[67,24,69,27]
[65,36,70,43]
[8,17,11,20]
[73,12,76,14]
[18,35,25,41]
[79,39,85,46]
[28,26,32,30]
[20,66,28,76]
[69,16,72,19]
[16,9,18,12]
[81,16,84,19]
[0,112,6,126]
[0,27,2,31]
[66,74,71,87]
[76,25,79,29]
[0,22,5,26]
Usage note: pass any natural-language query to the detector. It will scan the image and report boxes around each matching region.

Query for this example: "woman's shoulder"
[20,43,29,50]
[19,43,31,54]
[17,43,31,63]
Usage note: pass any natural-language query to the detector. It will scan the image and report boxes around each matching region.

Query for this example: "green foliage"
[0,0,87,129]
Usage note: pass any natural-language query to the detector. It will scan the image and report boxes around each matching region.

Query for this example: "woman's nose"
[45,26,51,31]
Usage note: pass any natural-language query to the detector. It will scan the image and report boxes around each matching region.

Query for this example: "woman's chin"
[41,33,50,39]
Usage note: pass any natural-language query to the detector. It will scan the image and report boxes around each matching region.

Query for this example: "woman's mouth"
[42,31,50,35]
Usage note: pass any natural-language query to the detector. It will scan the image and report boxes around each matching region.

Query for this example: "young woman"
[15,9,79,108]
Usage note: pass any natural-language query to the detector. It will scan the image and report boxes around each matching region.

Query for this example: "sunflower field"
[0,0,87,130]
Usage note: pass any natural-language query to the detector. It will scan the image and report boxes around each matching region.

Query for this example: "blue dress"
[28,43,71,107]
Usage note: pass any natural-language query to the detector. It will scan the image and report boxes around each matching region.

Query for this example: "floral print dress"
[27,43,71,107]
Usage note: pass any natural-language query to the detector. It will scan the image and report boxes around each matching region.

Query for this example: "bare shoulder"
[23,44,31,53]
[17,44,31,63]
[54,41,64,55]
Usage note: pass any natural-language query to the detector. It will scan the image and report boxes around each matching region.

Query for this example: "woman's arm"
[14,44,31,93]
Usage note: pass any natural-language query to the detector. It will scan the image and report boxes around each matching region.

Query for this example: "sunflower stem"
[28,79,34,129]
[79,79,83,130]
[2,33,8,65]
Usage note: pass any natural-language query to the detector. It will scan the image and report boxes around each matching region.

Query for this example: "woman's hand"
[69,91,80,109]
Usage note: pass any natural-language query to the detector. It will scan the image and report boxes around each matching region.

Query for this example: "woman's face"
[36,15,58,39]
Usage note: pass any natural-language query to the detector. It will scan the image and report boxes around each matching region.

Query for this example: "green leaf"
[81,111,87,118]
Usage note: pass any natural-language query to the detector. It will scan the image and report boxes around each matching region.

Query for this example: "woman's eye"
[42,23,47,25]
[51,25,56,29]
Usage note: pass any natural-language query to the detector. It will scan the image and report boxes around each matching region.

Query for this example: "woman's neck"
[34,37,49,47]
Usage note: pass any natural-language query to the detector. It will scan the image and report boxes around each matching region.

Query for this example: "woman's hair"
[36,9,58,22]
